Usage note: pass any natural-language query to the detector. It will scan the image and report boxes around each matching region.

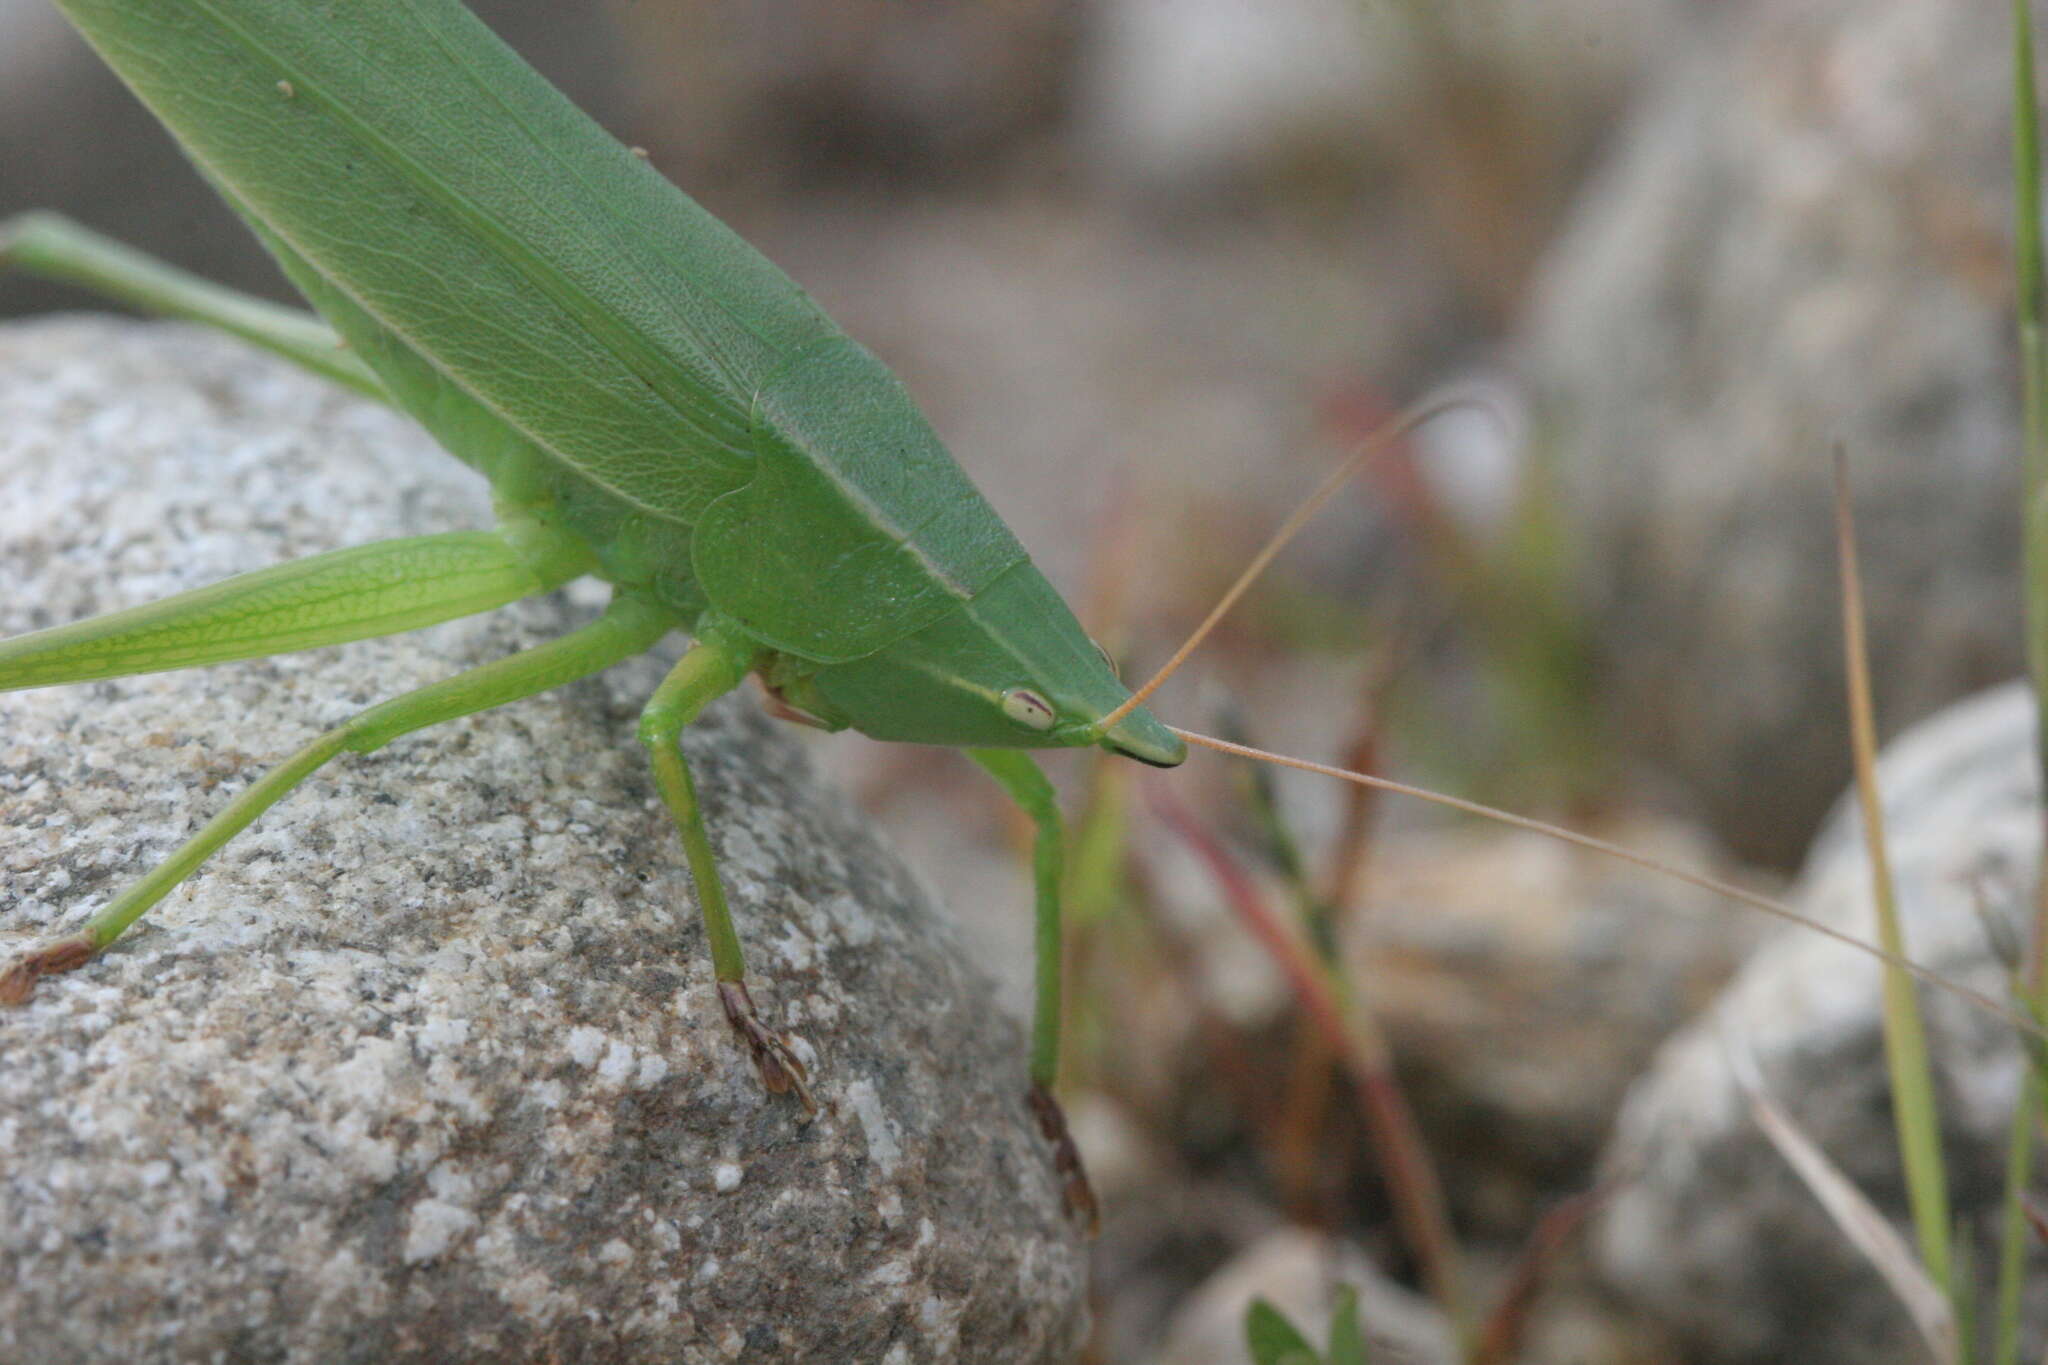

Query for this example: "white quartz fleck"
[844,1079,902,1178]
[597,1038,637,1084]
[565,1026,607,1066]
[402,1199,479,1264]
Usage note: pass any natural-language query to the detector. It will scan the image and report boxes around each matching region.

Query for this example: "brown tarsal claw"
[0,933,98,1006]
[717,980,820,1119]
[1028,1082,1100,1236]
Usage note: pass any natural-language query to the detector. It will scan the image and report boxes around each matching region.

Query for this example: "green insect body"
[0,0,1181,1206]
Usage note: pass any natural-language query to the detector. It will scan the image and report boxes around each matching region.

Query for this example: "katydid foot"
[1028,1082,1100,1234]
[0,933,97,1006]
[718,979,819,1117]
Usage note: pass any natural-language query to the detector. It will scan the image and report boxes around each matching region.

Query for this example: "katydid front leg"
[638,630,820,1116]
[970,749,1097,1230]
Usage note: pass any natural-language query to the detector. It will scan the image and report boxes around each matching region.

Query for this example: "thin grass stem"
[2000,4,2048,1356]
[1833,452,1955,1303]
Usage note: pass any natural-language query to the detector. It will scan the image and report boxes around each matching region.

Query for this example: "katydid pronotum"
[1,0,2028,1231]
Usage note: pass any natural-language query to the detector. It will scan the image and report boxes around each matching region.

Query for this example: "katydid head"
[772,394,1495,767]
[767,392,1490,765]
[776,560,1185,765]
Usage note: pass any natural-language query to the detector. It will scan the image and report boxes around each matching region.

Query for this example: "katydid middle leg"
[1,594,676,1003]
[635,631,821,1115]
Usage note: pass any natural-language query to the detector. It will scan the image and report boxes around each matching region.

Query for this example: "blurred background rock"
[1525,0,2030,869]
[7,0,2042,1360]
[1597,683,2045,1362]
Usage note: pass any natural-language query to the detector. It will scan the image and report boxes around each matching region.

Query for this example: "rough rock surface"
[1595,682,2045,1363]
[1523,0,2024,866]
[0,318,1086,1364]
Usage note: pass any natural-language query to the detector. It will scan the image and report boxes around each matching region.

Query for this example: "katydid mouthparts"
[1,0,2025,1234]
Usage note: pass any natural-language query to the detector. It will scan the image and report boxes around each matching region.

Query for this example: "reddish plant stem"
[1146,781,1468,1334]
[1471,1181,1620,1365]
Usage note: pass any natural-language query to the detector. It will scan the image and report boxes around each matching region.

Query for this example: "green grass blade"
[1326,1285,1368,1365]
[1832,454,1955,1304]
[2001,3,2048,1359]
[1064,756,1131,928]
[1993,1059,2041,1365]
[2018,0,2048,722]
[1244,1298,1320,1365]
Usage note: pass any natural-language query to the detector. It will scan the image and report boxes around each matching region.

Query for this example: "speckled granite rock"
[1595,682,2045,1363]
[0,318,1086,1364]
[1523,0,2024,867]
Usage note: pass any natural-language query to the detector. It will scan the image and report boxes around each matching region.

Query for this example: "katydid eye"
[1001,688,1057,731]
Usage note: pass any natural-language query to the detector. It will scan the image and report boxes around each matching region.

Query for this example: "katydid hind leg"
[638,637,820,1117]
[0,211,385,401]
[969,748,1098,1231]
[0,526,592,693]
[0,596,675,1004]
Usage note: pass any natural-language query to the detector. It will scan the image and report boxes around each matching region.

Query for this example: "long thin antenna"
[1108,390,2024,1039]
[1169,725,2042,1039]
[1099,388,1504,733]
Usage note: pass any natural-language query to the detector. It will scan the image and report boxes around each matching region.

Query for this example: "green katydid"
[0,0,1196,1218]
[1,0,2033,1236]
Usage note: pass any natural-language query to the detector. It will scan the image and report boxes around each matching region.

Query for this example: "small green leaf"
[1245,1297,1319,1365]
[1327,1285,1368,1365]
